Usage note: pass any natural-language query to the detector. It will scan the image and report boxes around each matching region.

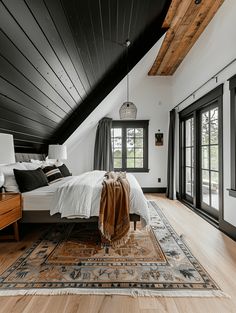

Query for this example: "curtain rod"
[173,57,236,110]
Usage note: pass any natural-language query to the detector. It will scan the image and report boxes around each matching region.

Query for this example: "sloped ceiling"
[65,35,168,154]
[0,0,171,153]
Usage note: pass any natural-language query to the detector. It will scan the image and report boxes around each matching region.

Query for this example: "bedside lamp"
[0,133,16,191]
[48,144,67,166]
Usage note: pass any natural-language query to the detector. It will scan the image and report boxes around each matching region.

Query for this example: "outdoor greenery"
[185,108,219,209]
[111,127,144,169]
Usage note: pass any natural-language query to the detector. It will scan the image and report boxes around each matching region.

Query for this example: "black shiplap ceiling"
[0,0,171,152]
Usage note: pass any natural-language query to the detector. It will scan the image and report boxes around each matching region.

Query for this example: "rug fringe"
[0,288,230,298]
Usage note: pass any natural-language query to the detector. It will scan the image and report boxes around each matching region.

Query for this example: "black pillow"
[57,164,71,177]
[13,168,48,193]
[42,165,63,184]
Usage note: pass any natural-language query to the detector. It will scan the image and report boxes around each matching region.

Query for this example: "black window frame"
[111,120,149,173]
[228,75,236,197]
[181,115,195,204]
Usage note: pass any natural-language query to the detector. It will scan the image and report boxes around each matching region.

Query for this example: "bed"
[13,153,150,229]
[20,170,150,230]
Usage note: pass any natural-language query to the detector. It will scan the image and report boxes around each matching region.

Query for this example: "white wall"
[65,37,172,188]
[109,76,170,187]
[171,0,236,227]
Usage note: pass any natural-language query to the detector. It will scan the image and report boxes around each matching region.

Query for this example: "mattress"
[22,176,72,211]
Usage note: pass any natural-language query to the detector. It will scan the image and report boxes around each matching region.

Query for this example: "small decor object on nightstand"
[155,133,164,146]
[0,193,22,241]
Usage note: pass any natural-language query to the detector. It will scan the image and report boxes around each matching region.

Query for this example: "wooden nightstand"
[0,193,22,241]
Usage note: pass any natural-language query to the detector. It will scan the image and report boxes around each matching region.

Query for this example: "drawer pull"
[0,208,15,216]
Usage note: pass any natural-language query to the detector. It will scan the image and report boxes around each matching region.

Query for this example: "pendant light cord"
[127,66,129,102]
[126,40,130,103]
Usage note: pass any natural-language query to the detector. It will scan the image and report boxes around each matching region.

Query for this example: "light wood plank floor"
[0,194,236,313]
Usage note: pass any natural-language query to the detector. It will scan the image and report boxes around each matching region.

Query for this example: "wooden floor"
[0,194,236,313]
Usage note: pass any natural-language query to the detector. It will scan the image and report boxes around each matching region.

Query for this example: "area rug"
[0,201,227,297]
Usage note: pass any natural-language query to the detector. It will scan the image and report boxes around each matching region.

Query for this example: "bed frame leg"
[105,244,109,254]
[101,236,110,254]
[134,221,137,231]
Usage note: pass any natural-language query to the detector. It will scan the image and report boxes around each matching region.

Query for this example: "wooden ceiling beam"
[149,0,225,76]
[156,0,200,76]
[165,0,224,75]
[162,0,182,28]
[160,0,214,75]
[149,0,192,76]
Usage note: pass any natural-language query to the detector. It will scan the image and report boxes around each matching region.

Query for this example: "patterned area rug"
[0,201,226,297]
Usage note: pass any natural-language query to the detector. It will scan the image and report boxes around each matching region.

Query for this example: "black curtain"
[93,117,113,171]
[166,109,176,199]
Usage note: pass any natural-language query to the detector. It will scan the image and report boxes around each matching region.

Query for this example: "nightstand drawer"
[0,196,21,229]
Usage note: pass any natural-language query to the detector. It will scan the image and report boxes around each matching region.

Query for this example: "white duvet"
[50,170,150,226]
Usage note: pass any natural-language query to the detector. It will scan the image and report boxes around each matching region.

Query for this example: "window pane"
[210,107,218,121]
[201,146,209,169]
[127,128,135,137]
[127,158,134,168]
[135,128,143,137]
[127,138,134,148]
[111,128,114,136]
[201,112,209,145]
[114,138,122,147]
[191,119,194,146]
[113,128,122,137]
[192,147,195,167]
[135,159,143,168]
[202,170,210,205]
[210,145,218,171]
[186,147,191,167]
[135,148,143,158]
[135,138,143,147]
[185,167,192,196]
[114,158,122,168]
[127,148,134,157]
[185,119,192,146]
[210,118,218,144]
[113,148,122,158]
[191,167,194,196]
[211,172,219,210]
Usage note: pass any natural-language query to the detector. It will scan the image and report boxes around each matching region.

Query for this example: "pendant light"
[119,39,137,120]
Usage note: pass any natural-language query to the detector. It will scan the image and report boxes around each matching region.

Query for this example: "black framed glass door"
[179,85,223,223]
[183,117,194,203]
[200,105,219,219]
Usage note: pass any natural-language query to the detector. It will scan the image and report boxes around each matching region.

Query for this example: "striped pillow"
[42,165,63,184]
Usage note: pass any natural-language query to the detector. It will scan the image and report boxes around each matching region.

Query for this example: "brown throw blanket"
[99,171,130,247]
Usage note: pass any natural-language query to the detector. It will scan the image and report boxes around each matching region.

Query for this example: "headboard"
[15,153,46,162]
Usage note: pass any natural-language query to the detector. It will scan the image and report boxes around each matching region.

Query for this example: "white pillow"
[30,159,43,164]
[30,159,56,167]
[21,162,41,170]
[0,162,27,192]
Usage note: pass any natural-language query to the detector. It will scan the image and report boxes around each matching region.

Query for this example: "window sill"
[227,189,236,198]
[114,168,150,173]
